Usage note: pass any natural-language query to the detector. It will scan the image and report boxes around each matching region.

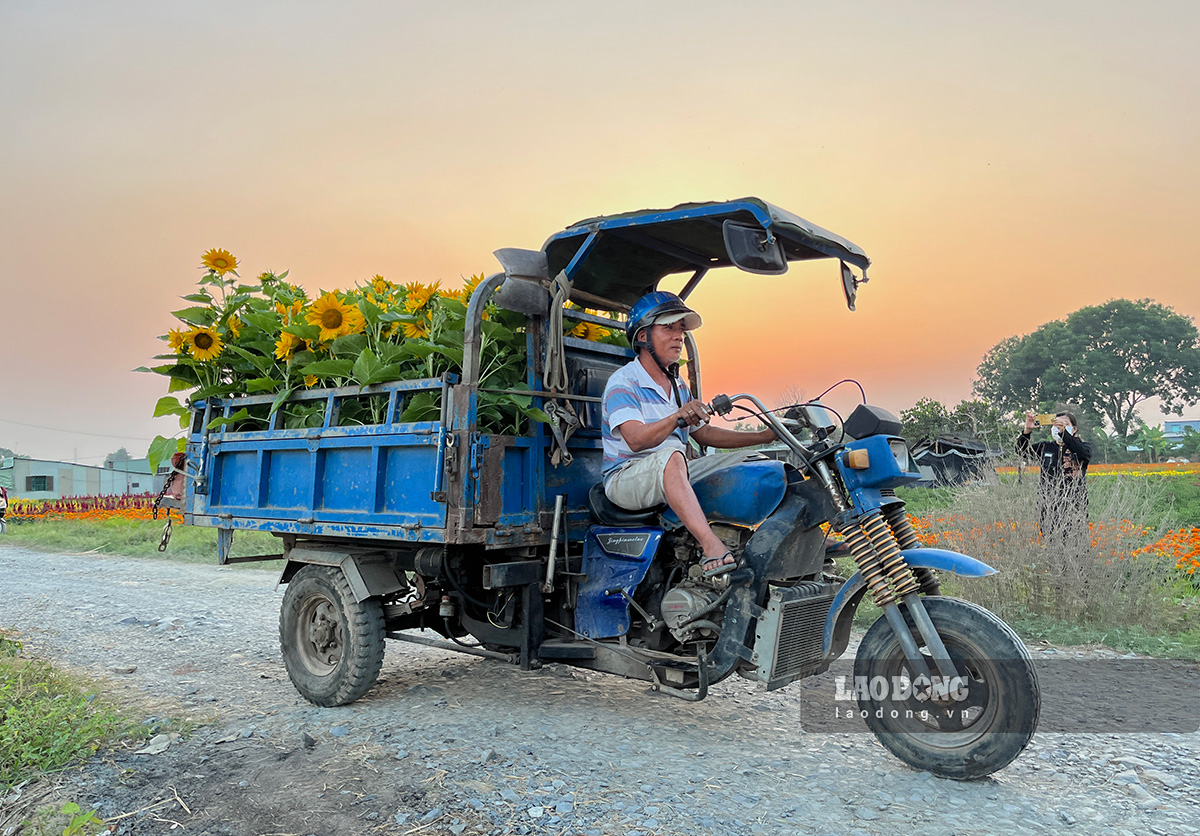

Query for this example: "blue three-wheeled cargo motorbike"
[168,198,1039,780]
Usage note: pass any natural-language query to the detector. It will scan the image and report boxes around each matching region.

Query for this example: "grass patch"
[0,631,163,790]
[890,470,1199,659]
[1,518,281,565]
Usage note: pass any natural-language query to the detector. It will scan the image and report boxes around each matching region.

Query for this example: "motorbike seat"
[587,483,664,526]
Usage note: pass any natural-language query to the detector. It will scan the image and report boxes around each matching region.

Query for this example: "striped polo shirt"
[601,358,694,480]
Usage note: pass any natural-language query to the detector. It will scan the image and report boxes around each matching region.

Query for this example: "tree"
[974,299,1200,441]
[1129,424,1173,463]
[948,399,1010,449]
[901,397,952,443]
[1178,427,1200,460]
[900,397,1009,447]
[105,447,132,466]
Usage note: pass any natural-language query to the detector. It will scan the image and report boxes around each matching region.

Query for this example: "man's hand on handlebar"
[674,401,712,429]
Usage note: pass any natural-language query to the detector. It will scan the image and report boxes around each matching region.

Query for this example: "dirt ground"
[2,544,1198,836]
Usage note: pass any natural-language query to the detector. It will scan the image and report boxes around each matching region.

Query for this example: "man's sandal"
[702,551,737,578]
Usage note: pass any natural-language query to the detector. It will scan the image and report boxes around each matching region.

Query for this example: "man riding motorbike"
[601,291,776,577]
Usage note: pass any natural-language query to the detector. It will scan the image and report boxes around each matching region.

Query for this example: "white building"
[0,456,154,500]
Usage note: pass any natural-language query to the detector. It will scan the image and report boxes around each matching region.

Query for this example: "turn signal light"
[845,449,870,469]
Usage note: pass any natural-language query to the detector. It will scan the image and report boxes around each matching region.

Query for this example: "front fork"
[814,462,961,698]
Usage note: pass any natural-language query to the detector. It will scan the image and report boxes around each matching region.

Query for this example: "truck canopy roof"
[541,197,870,311]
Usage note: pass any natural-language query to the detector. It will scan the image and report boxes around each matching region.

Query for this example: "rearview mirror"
[841,261,858,312]
[723,221,788,275]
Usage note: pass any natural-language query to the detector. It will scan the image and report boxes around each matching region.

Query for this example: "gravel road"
[1,544,1197,836]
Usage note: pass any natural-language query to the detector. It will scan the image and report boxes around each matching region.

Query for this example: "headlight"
[889,439,912,472]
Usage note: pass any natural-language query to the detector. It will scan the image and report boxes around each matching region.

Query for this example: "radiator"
[751,582,839,691]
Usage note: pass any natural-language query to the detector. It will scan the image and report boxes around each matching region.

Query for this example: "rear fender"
[278,547,407,603]
[821,548,997,659]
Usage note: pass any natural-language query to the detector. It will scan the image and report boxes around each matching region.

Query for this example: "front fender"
[821,548,997,658]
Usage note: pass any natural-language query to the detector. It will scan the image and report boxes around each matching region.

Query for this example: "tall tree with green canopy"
[974,299,1200,441]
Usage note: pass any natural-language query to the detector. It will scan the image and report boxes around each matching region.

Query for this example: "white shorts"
[604,449,763,511]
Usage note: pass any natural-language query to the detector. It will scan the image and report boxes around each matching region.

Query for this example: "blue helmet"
[625,291,703,347]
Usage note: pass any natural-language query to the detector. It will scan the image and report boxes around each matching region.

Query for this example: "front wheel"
[279,564,386,706]
[854,596,1039,780]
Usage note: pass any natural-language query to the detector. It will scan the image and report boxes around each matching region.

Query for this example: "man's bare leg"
[661,452,734,571]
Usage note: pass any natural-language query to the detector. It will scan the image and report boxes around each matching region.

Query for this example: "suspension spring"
[840,514,895,607]
[861,509,922,601]
[882,503,941,595]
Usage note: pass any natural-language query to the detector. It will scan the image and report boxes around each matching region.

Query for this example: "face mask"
[1051,427,1062,441]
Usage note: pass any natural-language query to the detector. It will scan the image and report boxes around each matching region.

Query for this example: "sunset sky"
[2,1,1197,465]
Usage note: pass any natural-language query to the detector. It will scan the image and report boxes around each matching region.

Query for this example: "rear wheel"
[279,565,385,706]
[854,596,1039,780]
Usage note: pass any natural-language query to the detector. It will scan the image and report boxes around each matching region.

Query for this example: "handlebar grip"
[675,417,688,429]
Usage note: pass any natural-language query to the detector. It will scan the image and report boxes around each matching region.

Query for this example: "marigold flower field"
[6,495,157,523]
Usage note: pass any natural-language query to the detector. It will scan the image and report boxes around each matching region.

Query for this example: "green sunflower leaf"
[427,344,464,366]
[171,306,216,326]
[245,377,282,393]
[182,293,212,303]
[147,435,181,473]
[481,321,515,343]
[352,349,383,386]
[522,406,551,423]
[153,396,189,418]
[269,385,296,419]
[378,311,421,323]
[438,328,465,348]
[287,350,317,374]
[207,408,255,430]
[284,323,321,341]
[240,311,280,333]
[226,344,275,374]
[330,334,368,358]
[400,391,441,422]
[300,358,354,377]
[439,298,467,315]
[191,382,238,400]
[358,298,384,326]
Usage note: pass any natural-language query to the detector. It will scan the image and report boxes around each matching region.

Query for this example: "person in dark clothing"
[1016,410,1092,544]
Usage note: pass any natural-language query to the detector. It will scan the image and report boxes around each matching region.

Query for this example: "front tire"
[854,596,1039,780]
[279,565,386,706]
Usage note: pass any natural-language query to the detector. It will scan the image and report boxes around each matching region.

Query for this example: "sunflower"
[274,331,305,361]
[403,281,440,313]
[201,248,238,276]
[441,287,463,301]
[304,375,319,388]
[462,272,484,301]
[371,275,392,296]
[167,328,188,354]
[403,318,429,339]
[307,292,365,342]
[226,316,243,338]
[274,300,305,324]
[186,326,224,361]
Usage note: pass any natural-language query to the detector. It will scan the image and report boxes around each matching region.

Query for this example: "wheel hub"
[300,599,343,672]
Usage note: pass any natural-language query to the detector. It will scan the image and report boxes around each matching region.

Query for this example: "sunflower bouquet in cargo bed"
[141,248,626,469]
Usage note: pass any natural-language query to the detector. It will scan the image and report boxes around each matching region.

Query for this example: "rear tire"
[854,596,1039,780]
[279,564,385,706]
